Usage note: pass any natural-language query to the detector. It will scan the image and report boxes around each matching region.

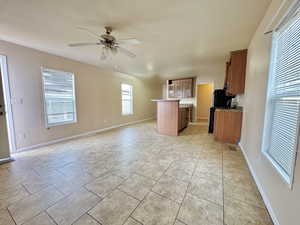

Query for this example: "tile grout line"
[4,123,270,225]
[172,157,199,225]
[45,210,59,225]
[121,160,174,225]
[150,189,182,204]
[21,183,32,195]
[117,187,143,202]
[184,189,224,207]
[7,185,67,225]
[6,207,17,225]
[84,172,138,224]
[226,195,269,210]
[222,151,269,210]
[176,218,189,225]
[129,215,144,225]
[87,213,103,225]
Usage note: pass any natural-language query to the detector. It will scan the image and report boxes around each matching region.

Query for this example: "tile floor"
[0,121,273,225]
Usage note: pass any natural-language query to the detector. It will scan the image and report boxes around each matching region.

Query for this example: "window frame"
[41,67,78,128]
[121,83,133,116]
[262,7,300,188]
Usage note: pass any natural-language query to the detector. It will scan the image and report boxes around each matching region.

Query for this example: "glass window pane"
[42,68,77,127]
[121,84,133,115]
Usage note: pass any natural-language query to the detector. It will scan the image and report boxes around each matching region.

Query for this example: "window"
[262,8,300,186]
[42,68,77,127]
[121,84,133,115]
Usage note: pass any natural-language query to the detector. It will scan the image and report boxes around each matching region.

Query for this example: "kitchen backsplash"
[235,94,244,106]
[179,98,196,105]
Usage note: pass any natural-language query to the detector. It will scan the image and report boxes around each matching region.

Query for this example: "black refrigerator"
[208,89,234,133]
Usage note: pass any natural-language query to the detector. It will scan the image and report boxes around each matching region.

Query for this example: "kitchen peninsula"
[152,99,191,136]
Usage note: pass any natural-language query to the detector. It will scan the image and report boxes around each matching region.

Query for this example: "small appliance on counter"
[208,89,235,133]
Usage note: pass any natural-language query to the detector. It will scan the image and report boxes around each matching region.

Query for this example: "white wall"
[0,40,161,151]
[240,0,300,224]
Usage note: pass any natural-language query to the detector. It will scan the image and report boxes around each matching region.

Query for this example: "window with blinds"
[121,84,133,115]
[42,68,77,127]
[262,9,300,185]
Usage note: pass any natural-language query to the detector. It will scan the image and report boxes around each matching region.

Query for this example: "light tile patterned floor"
[0,121,273,225]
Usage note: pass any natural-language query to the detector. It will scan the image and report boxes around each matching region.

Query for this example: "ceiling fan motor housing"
[105,26,113,34]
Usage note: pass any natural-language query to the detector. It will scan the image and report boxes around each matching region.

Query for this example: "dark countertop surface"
[215,106,243,112]
[152,99,180,102]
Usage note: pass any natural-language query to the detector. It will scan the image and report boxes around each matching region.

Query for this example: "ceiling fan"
[68,26,140,60]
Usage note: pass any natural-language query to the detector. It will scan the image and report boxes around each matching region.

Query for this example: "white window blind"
[262,10,300,185]
[121,84,133,115]
[42,68,77,127]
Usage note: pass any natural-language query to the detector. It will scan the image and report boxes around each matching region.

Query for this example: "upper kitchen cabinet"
[225,49,247,95]
[167,78,194,98]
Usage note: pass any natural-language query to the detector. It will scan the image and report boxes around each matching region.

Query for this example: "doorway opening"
[0,55,17,162]
[196,83,214,123]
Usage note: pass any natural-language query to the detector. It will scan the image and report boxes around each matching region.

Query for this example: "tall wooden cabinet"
[225,49,247,95]
[167,78,193,98]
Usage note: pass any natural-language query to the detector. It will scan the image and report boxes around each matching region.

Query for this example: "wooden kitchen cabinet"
[179,107,189,131]
[153,99,189,136]
[213,109,243,144]
[225,49,247,95]
[167,78,194,98]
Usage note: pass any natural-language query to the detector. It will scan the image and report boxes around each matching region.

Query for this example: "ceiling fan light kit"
[68,26,139,61]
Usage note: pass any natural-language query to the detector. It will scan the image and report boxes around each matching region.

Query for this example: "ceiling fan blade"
[68,42,100,47]
[117,46,136,58]
[100,47,110,60]
[100,51,107,60]
[77,27,101,38]
[117,38,140,45]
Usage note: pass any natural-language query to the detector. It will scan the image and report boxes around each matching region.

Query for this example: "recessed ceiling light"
[147,63,153,71]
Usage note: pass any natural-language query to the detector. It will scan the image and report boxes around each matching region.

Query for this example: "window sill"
[262,151,293,189]
[46,120,77,129]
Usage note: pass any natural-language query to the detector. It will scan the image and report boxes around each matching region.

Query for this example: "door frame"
[0,55,17,154]
[196,82,214,122]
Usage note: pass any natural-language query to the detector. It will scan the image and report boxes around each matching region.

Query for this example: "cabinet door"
[168,84,175,98]
[182,79,193,98]
[227,50,247,95]
[182,80,187,98]
[226,63,234,95]
[224,62,230,88]
[213,110,225,140]
[174,80,183,98]
[168,78,193,99]
[186,79,193,97]
[214,110,243,144]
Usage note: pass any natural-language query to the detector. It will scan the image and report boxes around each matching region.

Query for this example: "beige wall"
[240,0,300,224]
[0,40,161,150]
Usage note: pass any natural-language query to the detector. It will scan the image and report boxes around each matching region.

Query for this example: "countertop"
[152,100,193,109]
[152,99,180,102]
[215,107,243,112]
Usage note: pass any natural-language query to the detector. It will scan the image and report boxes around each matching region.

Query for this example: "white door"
[0,69,10,159]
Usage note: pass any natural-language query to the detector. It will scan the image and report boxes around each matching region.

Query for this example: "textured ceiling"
[0,0,271,79]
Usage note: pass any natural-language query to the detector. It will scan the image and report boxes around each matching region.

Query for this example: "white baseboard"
[17,118,154,152]
[0,157,15,164]
[239,143,280,225]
